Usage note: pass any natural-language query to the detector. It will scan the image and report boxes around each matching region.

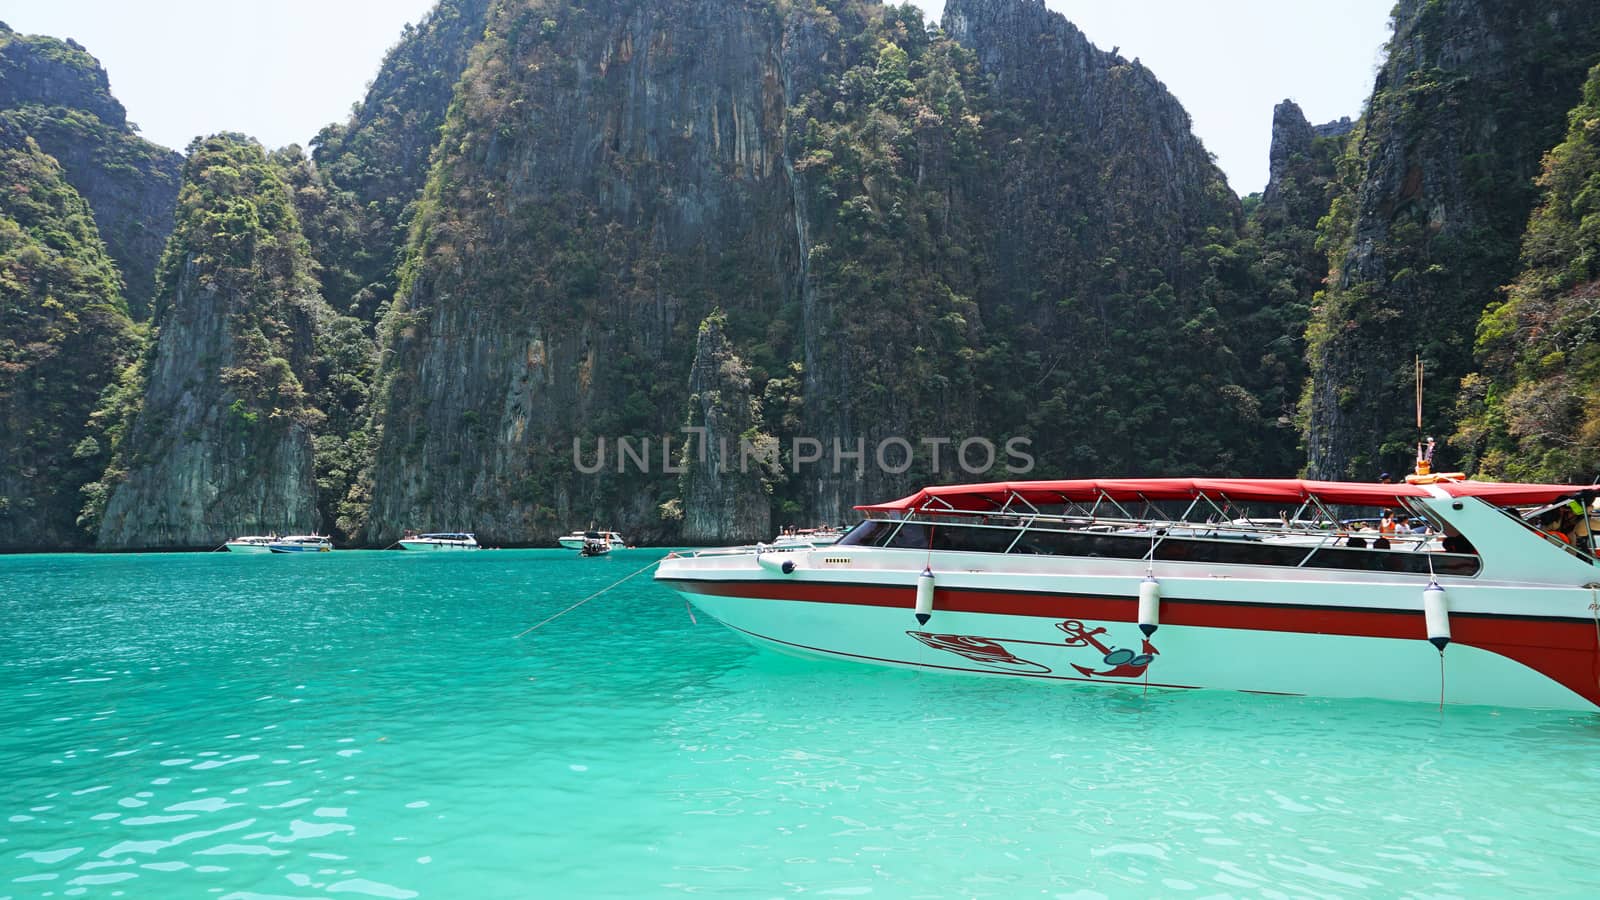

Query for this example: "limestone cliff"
[944,0,1282,476]
[677,311,773,544]
[1304,0,1600,479]
[1246,100,1353,438]
[359,0,1292,544]
[363,0,809,545]
[1454,64,1600,481]
[0,140,140,550]
[306,0,493,321]
[0,23,182,320]
[96,136,331,549]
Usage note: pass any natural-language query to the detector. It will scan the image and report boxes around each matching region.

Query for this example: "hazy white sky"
[0,0,1391,194]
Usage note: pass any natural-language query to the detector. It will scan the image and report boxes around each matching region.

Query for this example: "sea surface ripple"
[4,549,1600,898]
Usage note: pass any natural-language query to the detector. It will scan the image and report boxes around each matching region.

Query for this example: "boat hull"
[224,542,273,554]
[661,566,1600,711]
[397,540,478,551]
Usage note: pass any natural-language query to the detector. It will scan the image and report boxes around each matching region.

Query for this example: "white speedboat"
[267,534,332,553]
[558,530,625,550]
[398,532,480,551]
[224,535,276,553]
[658,476,1600,710]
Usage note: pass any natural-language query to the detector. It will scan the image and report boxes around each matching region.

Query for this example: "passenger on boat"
[1372,536,1391,550]
[1379,512,1397,535]
[1553,506,1580,545]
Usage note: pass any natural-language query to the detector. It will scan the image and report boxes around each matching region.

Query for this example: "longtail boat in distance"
[657,477,1600,710]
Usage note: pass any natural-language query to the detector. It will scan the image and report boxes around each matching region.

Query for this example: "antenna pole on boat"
[1416,354,1424,432]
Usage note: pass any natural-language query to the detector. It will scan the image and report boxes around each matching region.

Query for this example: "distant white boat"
[398,532,480,551]
[770,526,846,547]
[558,530,625,550]
[267,535,332,554]
[224,535,276,553]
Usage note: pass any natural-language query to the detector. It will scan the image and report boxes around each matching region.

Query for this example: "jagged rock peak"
[0,22,127,129]
[1266,100,1315,193]
[944,0,1123,83]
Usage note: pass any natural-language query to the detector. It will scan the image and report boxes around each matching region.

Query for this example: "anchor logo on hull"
[907,619,1159,678]
[1055,620,1158,678]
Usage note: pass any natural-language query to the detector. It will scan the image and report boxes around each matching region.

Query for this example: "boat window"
[836,519,901,547]
[931,524,1027,554]
[887,523,934,549]
[1013,529,1151,560]
[842,516,1481,575]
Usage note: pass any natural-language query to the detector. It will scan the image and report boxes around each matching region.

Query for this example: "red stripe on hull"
[662,577,1600,708]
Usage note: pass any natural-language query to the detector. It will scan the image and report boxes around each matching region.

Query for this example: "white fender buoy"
[1138,575,1161,637]
[915,566,935,625]
[754,545,797,575]
[1423,579,1450,651]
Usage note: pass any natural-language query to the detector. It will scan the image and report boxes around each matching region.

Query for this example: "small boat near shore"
[398,532,480,551]
[224,535,276,553]
[559,530,625,550]
[658,476,1600,710]
[770,526,846,547]
[578,533,613,557]
[267,535,332,553]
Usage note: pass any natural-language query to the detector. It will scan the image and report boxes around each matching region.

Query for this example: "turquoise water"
[4,551,1600,898]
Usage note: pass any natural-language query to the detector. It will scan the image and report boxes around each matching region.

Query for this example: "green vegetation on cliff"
[1455,65,1600,480]
[0,22,182,321]
[1304,0,1600,480]
[93,135,343,547]
[306,0,493,323]
[0,138,140,549]
[357,0,1308,544]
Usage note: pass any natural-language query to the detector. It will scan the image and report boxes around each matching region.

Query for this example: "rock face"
[1247,101,1353,439]
[0,140,139,551]
[1312,117,1355,141]
[359,0,1288,545]
[38,0,1600,550]
[96,136,330,549]
[677,312,773,544]
[943,0,1282,476]
[1454,63,1600,481]
[1263,101,1315,207]
[0,23,182,320]
[306,0,493,322]
[364,0,809,545]
[1304,0,1600,479]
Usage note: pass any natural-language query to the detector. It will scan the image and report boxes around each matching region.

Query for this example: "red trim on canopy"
[854,478,1591,514]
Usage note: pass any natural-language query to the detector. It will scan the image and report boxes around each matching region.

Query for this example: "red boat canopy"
[854,478,1593,515]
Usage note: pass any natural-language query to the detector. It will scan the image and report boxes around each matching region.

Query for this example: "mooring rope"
[514,556,668,638]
